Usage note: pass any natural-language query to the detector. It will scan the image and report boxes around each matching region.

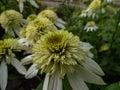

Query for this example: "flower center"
[87,21,95,27]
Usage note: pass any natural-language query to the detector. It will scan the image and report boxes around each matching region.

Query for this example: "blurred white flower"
[0,10,27,37]
[17,0,39,12]
[38,9,66,29]
[80,10,88,17]
[118,22,120,26]
[0,39,27,90]
[23,30,106,90]
[105,0,113,3]
[84,21,98,32]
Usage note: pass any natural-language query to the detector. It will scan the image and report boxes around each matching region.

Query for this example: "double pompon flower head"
[0,10,27,37]
[19,17,57,46]
[24,30,106,90]
[0,38,27,90]
[38,9,66,29]
[80,0,101,18]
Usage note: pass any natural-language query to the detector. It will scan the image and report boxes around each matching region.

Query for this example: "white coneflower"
[84,21,98,32]
[38,9,66,29]
[0,10,27,37]
[17,0,39,12]
[25,17,57,43]
[0,38,27,90]
[18,17,57,50]
[80,0,101,18]
[23,30,106,90]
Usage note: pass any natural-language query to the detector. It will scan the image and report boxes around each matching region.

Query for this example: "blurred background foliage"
[0,0,120,90]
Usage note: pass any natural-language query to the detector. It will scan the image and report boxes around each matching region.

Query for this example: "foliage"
[0,0,120,90]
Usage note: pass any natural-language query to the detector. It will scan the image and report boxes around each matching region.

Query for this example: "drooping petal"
[25,64,38,79]
[56,18,66,25]
[19,1,24,13]
[11,58,27,75]
[7,28,15,37]
[55,22,66,29]
[77,65,106,85]
[80,42,93,51]
[18,38,30,47]
[81,57,105,76]
[48,73,62,90]
[0,61,8,90]
[55,18,66,29]
[67,72,89,90]
[29,0,39,8]
[21,55,33,65]
[43,74,50,90]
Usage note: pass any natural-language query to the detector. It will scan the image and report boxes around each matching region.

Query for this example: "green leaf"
[63,76,72,90]
[35,81,43,90]
[99,44,109,52]
[105,82,120,90]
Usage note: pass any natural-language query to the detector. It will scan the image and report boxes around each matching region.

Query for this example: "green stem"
[36,75,42,81]
[110,24,118,49]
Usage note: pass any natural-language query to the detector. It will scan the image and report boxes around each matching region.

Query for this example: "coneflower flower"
[80,0,101,18]
[17,0,39,12]
[0,38,26,90]
[0,10,27,37]
[19,17,57,48]
[84,21,98,32]
[25,17,57,42]
[23,30,106,90]
[38,9,66,29]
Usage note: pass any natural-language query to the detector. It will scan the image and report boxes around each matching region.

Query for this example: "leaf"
[105,82,120,90]
[63,76,72,90]
[35,81,43,90]
[99,44,109,52]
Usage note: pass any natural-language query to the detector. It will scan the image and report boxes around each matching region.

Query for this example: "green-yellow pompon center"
[38,9,58,23]
[0,10,23,31]
[32,30,87,78]
[0,38,23,63]
[25,17,57,41]
[86,21,96,27]
[89,0,101,12]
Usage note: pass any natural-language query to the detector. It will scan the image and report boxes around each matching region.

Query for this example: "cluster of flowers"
[0,1,107,90]
[80,0,114,32]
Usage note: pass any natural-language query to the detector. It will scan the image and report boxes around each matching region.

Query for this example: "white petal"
[25,64,38,79]
[67,72,89,90]
[43,74,50,90]
[18,38,30,46]
[55,22,66,29]
[0,61,8,90]
[14,26,21,36]
[48,73,62,90]
[81,57,105,76]
[80,42,93,51]
[29,0,39,8]
[19,1,24,13]
[56,18,66,25]
[11,58,27,75]
[21,55,33,65]
[77,65,106,85]
[7,29,15,37]
[87,52,94,58]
